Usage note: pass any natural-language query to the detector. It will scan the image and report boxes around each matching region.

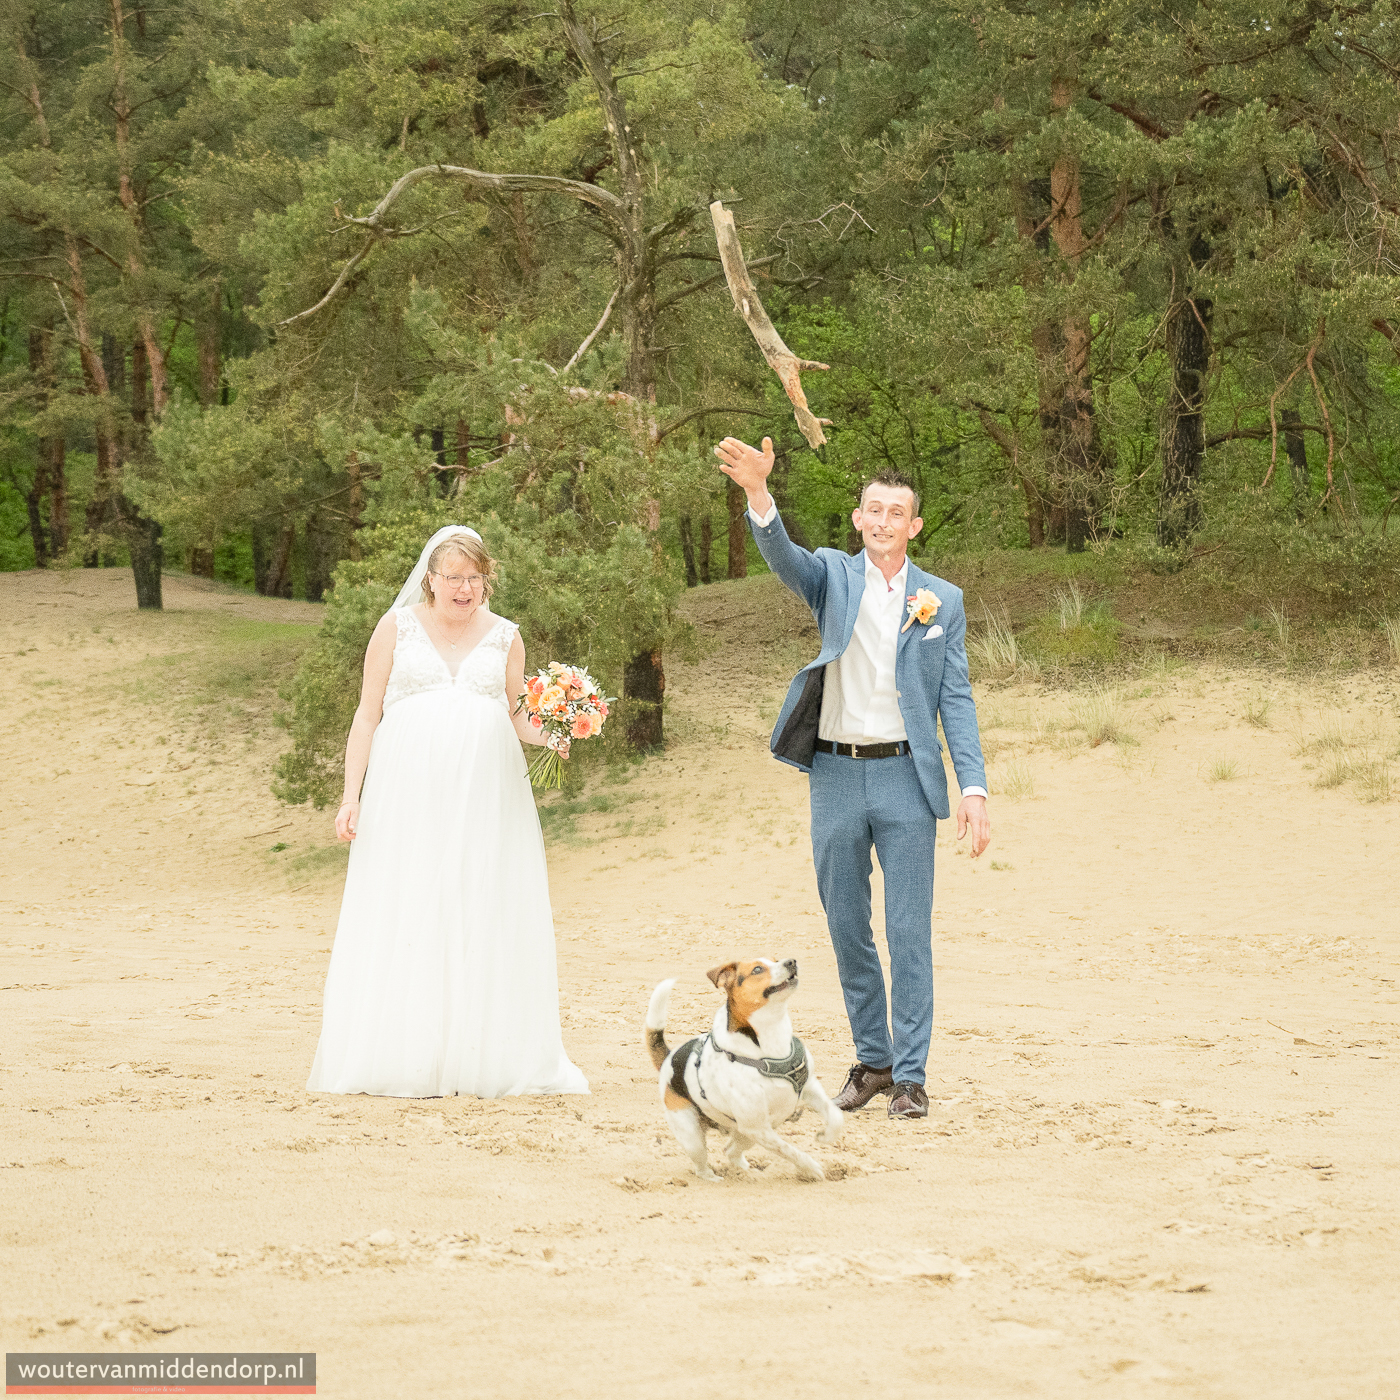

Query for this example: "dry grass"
[1073,688,1134,747]
[1242,694,1271,728]
[1053,580,1087,630]
[1381,614,1400,666]
[1267,602,1292,654]
[1207,756,1240,782]
[969,607,1039,681]
[1353,758,1393,803]
[996,758,1036,800]
[1293,720,1349,758]
[1313,754,1354,790]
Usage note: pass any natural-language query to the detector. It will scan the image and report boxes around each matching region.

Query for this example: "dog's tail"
[645,978,677,1069]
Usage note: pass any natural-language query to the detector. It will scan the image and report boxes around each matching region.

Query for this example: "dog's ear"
[706,961,738,991]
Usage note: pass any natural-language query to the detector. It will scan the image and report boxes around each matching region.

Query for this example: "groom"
[714,436,991,1120]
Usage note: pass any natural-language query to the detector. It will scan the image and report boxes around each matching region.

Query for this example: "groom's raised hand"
[714,436,776,516]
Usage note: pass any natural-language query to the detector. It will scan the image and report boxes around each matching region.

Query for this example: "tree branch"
[655,403,772,442]
[279,164,628,327]
[709,201,830,448]
[654,254,779,313]
[616,61,701,79]
[1206,422,1322,449]
[561,281,622,373]
[278,241,374,328]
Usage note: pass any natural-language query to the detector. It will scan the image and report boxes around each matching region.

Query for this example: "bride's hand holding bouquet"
[517,663,612,788]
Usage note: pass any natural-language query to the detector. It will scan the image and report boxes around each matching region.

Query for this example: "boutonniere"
[901,587,941,633]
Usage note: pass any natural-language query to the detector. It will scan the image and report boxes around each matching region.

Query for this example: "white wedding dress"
[306,608,589,1098]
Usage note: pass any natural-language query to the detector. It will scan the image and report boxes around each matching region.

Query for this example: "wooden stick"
[709,201,831,448]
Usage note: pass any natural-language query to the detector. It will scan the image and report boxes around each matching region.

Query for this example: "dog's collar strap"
[708,1033,809,1095]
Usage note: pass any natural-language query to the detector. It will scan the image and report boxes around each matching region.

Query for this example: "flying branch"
[709,201,830,448]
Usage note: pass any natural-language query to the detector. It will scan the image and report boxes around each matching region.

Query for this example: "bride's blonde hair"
[421,532,497,604]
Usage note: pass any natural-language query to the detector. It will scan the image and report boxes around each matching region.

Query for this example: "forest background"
[5,0,1400,803]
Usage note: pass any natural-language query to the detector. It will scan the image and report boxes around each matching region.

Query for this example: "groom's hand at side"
[714,435,776,516]
[957,794,990,858]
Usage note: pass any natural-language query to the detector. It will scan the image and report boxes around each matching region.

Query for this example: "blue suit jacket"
[749,510,986,820]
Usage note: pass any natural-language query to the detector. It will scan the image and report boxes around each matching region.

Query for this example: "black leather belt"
[813,739,910,759]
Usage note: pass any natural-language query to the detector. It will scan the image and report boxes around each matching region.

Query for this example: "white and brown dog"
[645,956,843,1181]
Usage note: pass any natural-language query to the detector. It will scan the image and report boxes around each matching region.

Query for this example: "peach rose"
[571,714,592,739]
[529,714,543,729]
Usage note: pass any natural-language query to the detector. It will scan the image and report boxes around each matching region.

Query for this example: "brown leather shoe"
[888,1082,929,1119]
[833,1062,894,1112]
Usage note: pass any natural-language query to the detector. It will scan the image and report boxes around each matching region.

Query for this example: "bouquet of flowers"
[517,662,613,789]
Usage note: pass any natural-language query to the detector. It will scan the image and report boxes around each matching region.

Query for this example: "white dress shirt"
[750,499,988,799]
[819,553,909,744]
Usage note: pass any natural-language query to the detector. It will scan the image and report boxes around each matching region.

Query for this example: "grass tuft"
[1053,580,1087,630]
[1352,758,1393,803]
[1242,694,1271,728]
[1073,688,1134,747]
[1381,614,1400,666]
[996,758,1036,800]
[1207,756,1240,782]
[1312,755,1352,789]
[969,607,1038,680]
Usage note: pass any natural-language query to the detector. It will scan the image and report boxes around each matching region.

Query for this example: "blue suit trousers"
[809,749,938,1086]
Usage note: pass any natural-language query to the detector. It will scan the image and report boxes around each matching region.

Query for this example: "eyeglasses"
[434,572,484,589]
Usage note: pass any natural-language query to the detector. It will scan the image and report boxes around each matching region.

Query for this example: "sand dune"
[2,567,1398,1398]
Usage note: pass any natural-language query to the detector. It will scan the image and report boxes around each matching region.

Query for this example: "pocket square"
[924,624,944,639]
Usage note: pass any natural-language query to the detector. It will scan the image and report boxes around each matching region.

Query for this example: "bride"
[306,525,589,1099]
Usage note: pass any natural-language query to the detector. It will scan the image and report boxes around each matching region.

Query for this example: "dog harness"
[672,1033,810,1106]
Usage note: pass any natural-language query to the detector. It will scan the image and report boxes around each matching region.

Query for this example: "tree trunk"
[198,280,222,407]
[1021,477,1046,548]
[698,514,712,585]
[110,0,170,416]
[347,452,363,561]
[268,523,295,598]
[47,436,68,555]
[1013,174,1068,550]
[127,507,163,609]
[19,54,115,570]
[130,338,148,428]
[623,648,664,749]
[1283,410,1309,518]
[26,327,51,566]
[563,0,666,739]
[726,477,748,579]
[304,510,336,602]
[189,547,215,578]
[25,456,49,567]
[1045,79,1110,552]
[679,515,698,587]
[1157,292,1213,546]
[252,523,274,594]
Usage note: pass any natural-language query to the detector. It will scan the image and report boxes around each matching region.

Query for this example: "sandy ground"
[2,566,1398,1399]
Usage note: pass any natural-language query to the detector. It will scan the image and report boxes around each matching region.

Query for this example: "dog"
[645,956,843,1181]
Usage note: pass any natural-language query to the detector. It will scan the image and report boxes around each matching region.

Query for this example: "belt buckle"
[850,742,862,759]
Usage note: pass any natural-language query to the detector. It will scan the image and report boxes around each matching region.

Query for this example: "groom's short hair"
[860,470,920,518]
